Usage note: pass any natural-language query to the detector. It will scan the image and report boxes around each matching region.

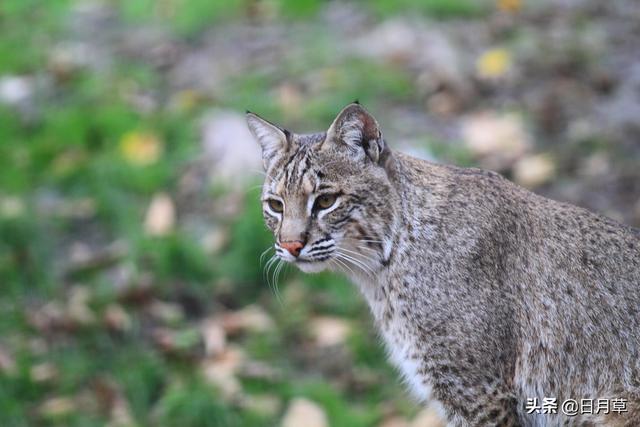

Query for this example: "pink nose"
[280,240,304,257]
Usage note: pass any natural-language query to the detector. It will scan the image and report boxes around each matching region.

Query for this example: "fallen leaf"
[201,318,226,357]
[513,153,555,188]
[30,363,59,383]
[119,131,163,166]
[497,0,521,12]
[200,228,228,255]
[221,305,275,336]
[103,304,132,332]
[67,286,96,326]
[476,48,511,80]
[144,192,175,236]
[309,316,351,347]
[278,83,303,119]
[201,346,245,400]
[39,397,76,419]
[461,112,530,171]
[281,398,329,427]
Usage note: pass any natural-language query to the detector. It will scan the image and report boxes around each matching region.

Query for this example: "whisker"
[333,255,357,277]
[337,251,375,276]
[259,246,274,267]
[264,254,279,297]
[272,260,284,306]
[339,247,378,267]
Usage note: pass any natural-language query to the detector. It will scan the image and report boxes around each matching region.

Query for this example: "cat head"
[247,103,396,274]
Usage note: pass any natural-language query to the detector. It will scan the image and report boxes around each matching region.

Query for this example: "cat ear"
[325,103,385,163]
[246,112,289,169]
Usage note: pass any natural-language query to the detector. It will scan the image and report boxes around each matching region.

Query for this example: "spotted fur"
[247,104,640,426]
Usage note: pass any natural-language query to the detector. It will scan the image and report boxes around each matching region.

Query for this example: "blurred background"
[1,0,639,426]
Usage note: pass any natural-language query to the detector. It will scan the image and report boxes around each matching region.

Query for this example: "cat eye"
[267,199,284,213]
[314,194,337,211]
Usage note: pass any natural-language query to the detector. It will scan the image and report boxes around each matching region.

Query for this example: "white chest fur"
[352,275,448,421]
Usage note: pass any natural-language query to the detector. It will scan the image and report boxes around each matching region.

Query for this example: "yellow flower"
[477,48,511,79]
[119,131,163,166]
[497,0,521,12]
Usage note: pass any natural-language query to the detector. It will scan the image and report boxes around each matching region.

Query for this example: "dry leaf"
[281,398,329,427]
[309,316,351,347]
[103,304,132,332]
[39,397,76,418]
[144,192,175,236]
[461,112,530,171]
[476,48,511,79]
[201,318,227,357]
[30,363,59,383]
[278,83,303,119]
[119,131,163,166]
[201,347,245,400]
[221,305,275,335]
[513,153,555,188]
[497,0,521,12]
[67,286,96,326]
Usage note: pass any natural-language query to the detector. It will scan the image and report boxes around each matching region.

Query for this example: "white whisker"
[337,250,375,276]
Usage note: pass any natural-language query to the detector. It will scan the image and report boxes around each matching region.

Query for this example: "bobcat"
[246,103,640,426]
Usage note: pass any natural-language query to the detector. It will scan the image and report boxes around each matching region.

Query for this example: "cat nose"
[280,240,305,257]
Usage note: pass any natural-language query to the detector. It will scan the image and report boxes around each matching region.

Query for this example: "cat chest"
[378,310,433,402]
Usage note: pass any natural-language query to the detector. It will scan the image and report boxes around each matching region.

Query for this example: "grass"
[0,0,487,425]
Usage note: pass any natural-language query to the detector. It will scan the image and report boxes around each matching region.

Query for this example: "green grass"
[0,0,441,425]
[371,0,490,19]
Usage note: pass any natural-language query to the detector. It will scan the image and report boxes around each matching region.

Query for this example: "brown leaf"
[39,397,76,419]
[281,398,329,427]
[201,346,245,401]
[513,153,555,188]
[103,304,132,332]
[144,192,176,237]
[30,363,59,383]
[309,316,351,347]
[221,305,275,336]
[201,318,226,357]
[461,112,530,171]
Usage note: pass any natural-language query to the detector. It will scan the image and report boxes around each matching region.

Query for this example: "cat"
[246,102,640,426]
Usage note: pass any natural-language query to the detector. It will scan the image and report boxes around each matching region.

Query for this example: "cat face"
[247,103,395,274]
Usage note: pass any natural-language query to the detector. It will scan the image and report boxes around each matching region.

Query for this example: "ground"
[0,0,639,426]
